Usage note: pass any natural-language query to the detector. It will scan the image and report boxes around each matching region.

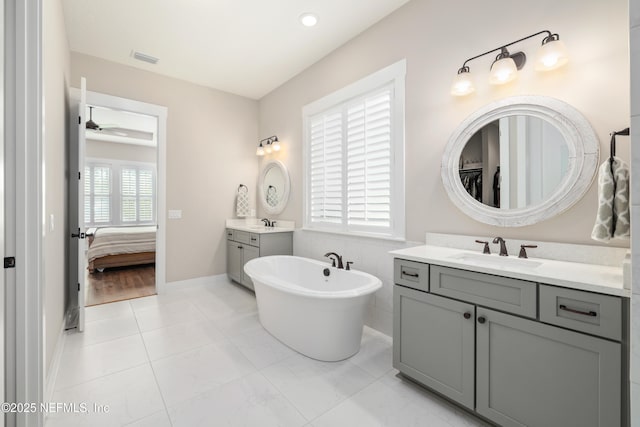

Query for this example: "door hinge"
[77,283,80,291]
[4,257,15,269]
[78,116,81,125]
[78,171,81,180]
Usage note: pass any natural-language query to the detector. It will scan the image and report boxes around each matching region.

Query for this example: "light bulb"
[450,69,475,96]
[535,39,568,71]
[272,139,281,151]
[256,145,265,156]
[489,57,518,85]
[299,13,318,27]
[265,144,273,154]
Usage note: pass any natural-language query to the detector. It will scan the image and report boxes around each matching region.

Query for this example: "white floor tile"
[142,319,226,361]
[47,364,164,427]
[123,410,172,427]
[349,327,393,379]
[55,335,149,390]
[152,340,256,406]
[65,314,140,349]
[230,326,296,369]
[311,373,484,427]
[129,290,191,312]
[213,309,262,336]
[85,300,134,323]
[168,372,306,427]
[134,300,206,332]
[261,353,376,420]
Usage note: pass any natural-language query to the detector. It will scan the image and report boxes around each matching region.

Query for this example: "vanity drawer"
[539,285,622,341]
[226,229,234,240]
[233,231,260,247]
[394,259,429,292]
[430,265,537,318]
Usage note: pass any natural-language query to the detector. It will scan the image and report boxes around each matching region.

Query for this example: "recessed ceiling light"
[299,13,318,27]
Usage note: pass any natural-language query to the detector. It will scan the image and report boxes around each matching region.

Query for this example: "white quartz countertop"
[390,245,629,298]
[227,224,294,234]
[226,219,295,234]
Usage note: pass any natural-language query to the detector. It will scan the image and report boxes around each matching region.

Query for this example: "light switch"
[168,209,182,219]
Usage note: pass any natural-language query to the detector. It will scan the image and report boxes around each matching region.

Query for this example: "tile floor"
[47,278,487,427]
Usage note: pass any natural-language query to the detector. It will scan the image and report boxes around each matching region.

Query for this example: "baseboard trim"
[45,320,67,403]
[164,273,228,292]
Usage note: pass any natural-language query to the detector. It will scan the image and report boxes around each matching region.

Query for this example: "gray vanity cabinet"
[226,229,292,290]
[393,258,626,427]
[394,286,475,409]
[476,307,621,427]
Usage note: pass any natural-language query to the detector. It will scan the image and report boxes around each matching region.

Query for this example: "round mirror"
[442,96,599,227]
[259,160,291,215]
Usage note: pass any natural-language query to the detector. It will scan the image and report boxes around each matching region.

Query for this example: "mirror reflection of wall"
[458,115,568,210]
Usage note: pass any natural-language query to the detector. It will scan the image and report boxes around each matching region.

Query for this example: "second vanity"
[390,241,629,427]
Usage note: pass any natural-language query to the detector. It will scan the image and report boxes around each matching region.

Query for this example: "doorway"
[83,104,159,306]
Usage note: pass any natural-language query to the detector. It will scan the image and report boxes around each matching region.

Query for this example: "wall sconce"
[451,30,568,97]
[256,135,280,156]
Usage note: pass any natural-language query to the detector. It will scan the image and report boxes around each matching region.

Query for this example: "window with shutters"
[303,60,405,239]
[84,163,112,225]
[84,159,156,226]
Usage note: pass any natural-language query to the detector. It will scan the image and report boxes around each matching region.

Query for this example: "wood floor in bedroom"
[85,264,156,306]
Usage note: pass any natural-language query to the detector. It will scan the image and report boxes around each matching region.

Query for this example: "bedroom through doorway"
[83,104,159,306]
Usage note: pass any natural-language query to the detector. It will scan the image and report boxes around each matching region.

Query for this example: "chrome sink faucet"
[493,237,508,256]
[324,252,344,269]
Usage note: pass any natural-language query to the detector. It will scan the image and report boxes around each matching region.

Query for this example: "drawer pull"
[463,312,471,319]
[401,271,419,278]
[559,304,597,317]
[237,245,243,249]
[477,316,486,324]
[251,237,257,241]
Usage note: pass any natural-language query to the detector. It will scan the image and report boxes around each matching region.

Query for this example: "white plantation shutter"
[139,169,154,222]
[303,60,405,238]
[310,111,343,224]
[84,164,112,225]
[121,168,137,222]
[346,89,392,229]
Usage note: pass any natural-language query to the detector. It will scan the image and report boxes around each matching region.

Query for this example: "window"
[84,160,156,226]
[303,60,405,239]
[84,164,112,225]
[121,166,155,223]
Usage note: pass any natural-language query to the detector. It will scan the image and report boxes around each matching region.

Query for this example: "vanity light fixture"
[451,30,568,96]
[256,135,280,156]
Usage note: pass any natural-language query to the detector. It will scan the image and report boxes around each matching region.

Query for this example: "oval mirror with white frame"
[259,159,291,215]
[441,96,599,227]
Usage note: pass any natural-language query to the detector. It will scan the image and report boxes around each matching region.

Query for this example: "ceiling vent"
[132,51,159,64]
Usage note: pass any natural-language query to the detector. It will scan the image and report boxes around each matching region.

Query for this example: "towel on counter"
[236,185,250,217]
[266,185,278,207]
[591,157,630,242]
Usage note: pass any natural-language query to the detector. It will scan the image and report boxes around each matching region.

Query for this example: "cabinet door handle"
[558,304,597,317]
[463,312,471,319]
[251,237,257,241]
[401,270,419,278]
[477,316,486,324]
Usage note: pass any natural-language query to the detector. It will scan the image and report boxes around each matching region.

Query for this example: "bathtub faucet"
[324,252,344,269]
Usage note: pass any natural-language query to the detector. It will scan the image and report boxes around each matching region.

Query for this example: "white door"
[69,78,87,331]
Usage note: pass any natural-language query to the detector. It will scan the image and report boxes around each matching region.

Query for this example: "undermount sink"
[447,252,543,269]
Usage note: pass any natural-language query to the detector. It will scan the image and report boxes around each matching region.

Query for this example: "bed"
[87,226,156,273]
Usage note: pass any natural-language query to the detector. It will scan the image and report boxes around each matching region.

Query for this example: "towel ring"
[238,184,248,193]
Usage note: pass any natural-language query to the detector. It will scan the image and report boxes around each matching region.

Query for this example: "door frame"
[5,0,44,426]
[81,90,168,293]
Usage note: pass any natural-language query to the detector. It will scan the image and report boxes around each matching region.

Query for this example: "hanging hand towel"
[236,185,250,217]
[591,157,630,242]
[266,185,278,208]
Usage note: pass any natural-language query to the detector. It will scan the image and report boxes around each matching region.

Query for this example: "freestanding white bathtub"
[244,255,382,362]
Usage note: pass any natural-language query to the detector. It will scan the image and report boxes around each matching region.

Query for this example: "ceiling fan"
[85,106,118,130]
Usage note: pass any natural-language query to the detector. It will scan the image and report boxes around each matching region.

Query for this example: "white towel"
[236,185,250,217]
[266,185,278,207]
[591,157,630,242]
